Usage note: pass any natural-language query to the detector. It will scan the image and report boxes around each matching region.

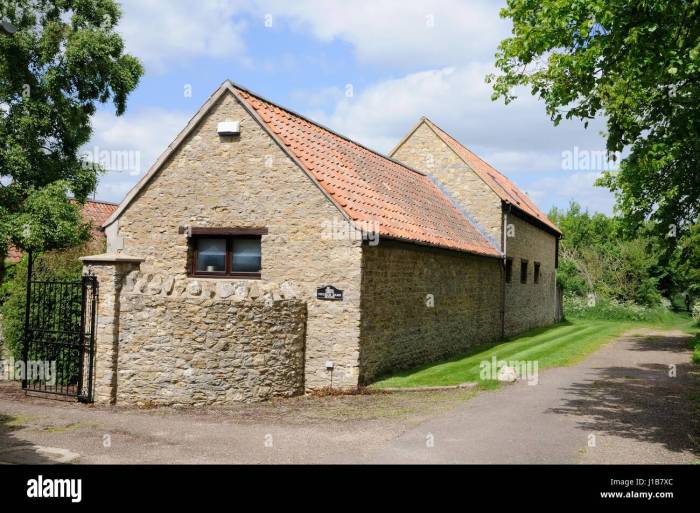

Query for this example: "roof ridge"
[423,117,512,183]
[420,117,561,235]
[86,199,119,206]
[226,79,427,178]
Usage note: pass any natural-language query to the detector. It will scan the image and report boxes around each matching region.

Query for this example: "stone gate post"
[80,254,143,404]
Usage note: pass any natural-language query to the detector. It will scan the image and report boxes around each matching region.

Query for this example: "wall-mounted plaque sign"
[316,285,343,301]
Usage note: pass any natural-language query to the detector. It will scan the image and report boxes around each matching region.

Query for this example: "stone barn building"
[390,118,563,336]
[82,80,561,406]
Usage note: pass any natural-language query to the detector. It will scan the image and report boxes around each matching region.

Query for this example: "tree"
[489,0,700,236]
[0,0,143,280]
[549,202,664,306]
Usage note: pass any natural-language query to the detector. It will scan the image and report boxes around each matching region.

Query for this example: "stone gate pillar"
[80,254,144,404]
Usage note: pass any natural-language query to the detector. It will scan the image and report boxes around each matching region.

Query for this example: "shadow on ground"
[549,332,700,456]
[0,413,54,464]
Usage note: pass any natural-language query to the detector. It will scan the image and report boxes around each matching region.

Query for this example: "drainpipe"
[501,202,510,339]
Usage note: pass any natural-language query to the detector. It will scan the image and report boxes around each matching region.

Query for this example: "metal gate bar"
[21,253,98,402]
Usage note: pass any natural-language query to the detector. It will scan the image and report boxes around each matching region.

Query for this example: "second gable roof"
[394,117,562,236]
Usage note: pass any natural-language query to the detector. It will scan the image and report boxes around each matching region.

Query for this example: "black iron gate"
[22,254,98,402]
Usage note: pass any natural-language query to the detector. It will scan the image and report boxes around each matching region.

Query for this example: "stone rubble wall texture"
[392,122,503,247]
[115,270,306,406]
[504,215,559,335]
[359,241,503,384]
[85,262,138,404]
[392,121,559,338]
[109,91,362,390]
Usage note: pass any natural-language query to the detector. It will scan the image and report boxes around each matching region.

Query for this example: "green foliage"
[673,222,700,297]
[550,202,665,307]
[693,303,700,326]
[563,293,678,323]
[691,334,700,364]
[0,0,143,256]
[0,242,96,359]
[0,258,17,304]
[1,256,27,359]
[489,0,700,235]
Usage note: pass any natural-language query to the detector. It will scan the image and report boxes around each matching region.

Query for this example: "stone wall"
[504,214,558,335]
[109,91,362,389]
[359,240,503,384]
[392,120,560,337]
[115,270,306,406]
[83,258,142,404]
[392,122,503,246]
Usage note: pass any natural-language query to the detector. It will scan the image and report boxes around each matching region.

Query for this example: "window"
[520,259,528,284]
[191,231,263,278]
[534,262,541,284]
[505,258,513,283]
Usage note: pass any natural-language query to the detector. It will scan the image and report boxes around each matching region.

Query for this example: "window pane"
[196,238,226,272]
[232,237,261,272]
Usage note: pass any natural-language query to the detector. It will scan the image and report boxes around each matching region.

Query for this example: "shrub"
[564,293,677,323]
[690,334,700,365]
[0,259,18,305]
[0,241,101,359]
[692,303,700,326]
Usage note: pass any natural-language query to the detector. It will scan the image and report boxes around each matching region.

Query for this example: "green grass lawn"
[371,313,696,390]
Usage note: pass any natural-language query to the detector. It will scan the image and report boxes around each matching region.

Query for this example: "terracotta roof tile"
[235,88,501,257]
[422,118,562,235]
[79,200,118,235]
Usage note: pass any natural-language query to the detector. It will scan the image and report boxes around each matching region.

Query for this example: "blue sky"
[90,0,617,215]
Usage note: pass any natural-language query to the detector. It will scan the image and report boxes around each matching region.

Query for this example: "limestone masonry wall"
[115,270,306,406]
[110,91,362,389]
[504,214,558,336]
[392,123,503,246]
[359,241,503,384]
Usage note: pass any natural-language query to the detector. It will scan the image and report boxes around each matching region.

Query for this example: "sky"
[90,0,617,215]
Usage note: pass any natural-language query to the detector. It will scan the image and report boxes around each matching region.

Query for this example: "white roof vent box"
[217,120,240,136]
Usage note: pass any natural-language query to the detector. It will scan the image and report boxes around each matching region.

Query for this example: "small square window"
[192,234,262,278]
[520,259,528,284]
[534,262,541,284]
[505,258,513,283]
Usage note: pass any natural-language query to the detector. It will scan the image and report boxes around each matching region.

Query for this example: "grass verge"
[371,313,696,390]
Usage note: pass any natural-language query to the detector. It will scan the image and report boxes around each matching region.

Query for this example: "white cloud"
[87,108,191,202]
[310,65,608,158]
[258,0,509,67]
[527,172,616,215]
[117,0,251,72]
[298,64,614,214]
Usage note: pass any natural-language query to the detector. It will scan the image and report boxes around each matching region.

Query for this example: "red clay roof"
[420,118,561,235]
[79,199,118,236]
[235,87,501,257]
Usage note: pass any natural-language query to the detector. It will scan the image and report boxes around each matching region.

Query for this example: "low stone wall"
[92,265,307,406]
[359,241,503,384]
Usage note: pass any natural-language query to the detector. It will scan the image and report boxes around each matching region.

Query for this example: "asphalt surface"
[0,328,698,464]
[371,328,699,463]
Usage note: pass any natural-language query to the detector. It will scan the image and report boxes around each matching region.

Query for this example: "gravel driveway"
[0,327,698,464]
